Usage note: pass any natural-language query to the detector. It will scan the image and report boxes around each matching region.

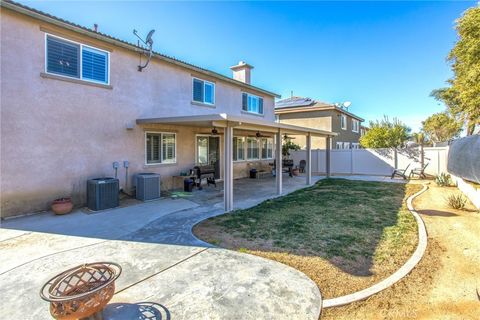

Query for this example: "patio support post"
[306,132,312,185]
[326,136,331,178]
[224,124,234,212]
[275,129,282,195]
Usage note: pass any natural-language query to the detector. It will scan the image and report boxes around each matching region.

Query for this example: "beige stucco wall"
[277,109,361,149]
[0,10,275,217]
[277,111,331,149]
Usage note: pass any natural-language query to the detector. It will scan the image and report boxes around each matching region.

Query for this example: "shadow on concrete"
[0,175,317,248]
[103,302,170,320]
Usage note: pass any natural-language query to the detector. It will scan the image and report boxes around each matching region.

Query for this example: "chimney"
[230,61,254,84]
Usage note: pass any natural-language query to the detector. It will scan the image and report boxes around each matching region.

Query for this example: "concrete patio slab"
[0,176,323,320]
[111,248,321,320]
[1,197,199,239]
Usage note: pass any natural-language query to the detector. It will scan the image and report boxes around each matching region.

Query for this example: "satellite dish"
[145,29,155,46]
[133,29,155,72]
[343,101,352,108]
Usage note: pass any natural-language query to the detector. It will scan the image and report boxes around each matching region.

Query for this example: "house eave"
[136,114,337,137]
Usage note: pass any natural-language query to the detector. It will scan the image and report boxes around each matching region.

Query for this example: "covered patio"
[137,113,336,212]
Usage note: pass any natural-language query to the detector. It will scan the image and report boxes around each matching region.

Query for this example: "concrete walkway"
[0,176,322,320]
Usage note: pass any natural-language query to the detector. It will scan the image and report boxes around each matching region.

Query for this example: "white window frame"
[233,136,246,162]
[145,131,177,165]
[194,134,221,170]
[352,119,359,133]
[246,137,260,160]
[340,114,347,130]
[244,93,264,115]
[192,77,215,105]
[261,137,274,159]
[45,33,110,85]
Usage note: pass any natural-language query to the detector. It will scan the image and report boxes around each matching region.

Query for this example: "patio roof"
[136,113,337,137]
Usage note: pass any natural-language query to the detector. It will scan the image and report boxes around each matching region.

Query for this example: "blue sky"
[22,1,476,131]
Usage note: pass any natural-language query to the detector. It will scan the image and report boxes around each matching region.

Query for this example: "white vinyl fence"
[291,147,449,177]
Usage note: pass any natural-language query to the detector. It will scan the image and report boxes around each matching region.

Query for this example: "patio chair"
[391,163,411,180]
[409,163,429,179]
[299,160,306,173]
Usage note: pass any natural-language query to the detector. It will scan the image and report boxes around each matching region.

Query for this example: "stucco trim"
[40,72,113,89]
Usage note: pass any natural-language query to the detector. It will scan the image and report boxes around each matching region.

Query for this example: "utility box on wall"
[87,178,119,211]
[136,173,160,201]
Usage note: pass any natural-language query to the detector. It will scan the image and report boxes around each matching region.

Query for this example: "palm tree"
[412,132,427,169]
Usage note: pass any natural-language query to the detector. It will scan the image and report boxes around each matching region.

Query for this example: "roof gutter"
[1,0,281,98]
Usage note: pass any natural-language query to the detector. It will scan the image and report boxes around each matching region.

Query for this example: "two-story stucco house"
[0,1,335,218]
[275,96,364,150]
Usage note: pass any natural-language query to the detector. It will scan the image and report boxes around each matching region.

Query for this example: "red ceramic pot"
[51,197,74,215]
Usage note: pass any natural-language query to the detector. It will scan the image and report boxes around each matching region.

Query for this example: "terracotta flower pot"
[51,197,74,215]
[292,168,300,176]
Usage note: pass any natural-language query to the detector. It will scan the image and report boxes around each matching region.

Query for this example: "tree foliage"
[359,117,410,149]
[431,6,480,135]
[282,137,301,157]
[421,112,463,142]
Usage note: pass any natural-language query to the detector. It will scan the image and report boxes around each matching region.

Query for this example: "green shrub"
[446,193,467,210]
[435,173,452,187]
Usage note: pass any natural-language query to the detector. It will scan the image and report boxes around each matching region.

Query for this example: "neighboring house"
[360,125,369,138]
[0,1,334,217]
[275,97,364,149]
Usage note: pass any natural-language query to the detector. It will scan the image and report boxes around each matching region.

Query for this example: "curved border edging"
[322,183,429,308]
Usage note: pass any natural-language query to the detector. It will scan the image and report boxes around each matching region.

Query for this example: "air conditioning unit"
[136,173,160,201]
[87,177,119,211]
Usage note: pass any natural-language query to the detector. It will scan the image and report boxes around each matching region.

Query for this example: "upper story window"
[46,34,109,84]
[193,78,215,105]
[145,132,176,164]
[242,93,263,114]
[340,114,347,130]
[352,119,359,133]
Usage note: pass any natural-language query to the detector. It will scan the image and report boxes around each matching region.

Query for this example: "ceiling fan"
[247,131,268,138]
[283,134,296,140]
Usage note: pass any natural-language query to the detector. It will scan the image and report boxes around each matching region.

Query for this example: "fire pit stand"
[40,262,122,320]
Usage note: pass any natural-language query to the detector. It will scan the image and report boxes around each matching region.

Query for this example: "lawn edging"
[322,183,429,308]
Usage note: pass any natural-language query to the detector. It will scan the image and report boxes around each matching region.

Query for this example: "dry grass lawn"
[322,183,479,319]
[194,179,422,298]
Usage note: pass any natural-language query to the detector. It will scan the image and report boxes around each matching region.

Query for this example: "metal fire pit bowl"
[40,262,122,320]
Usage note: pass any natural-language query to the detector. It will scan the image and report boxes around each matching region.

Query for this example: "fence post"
[350,148,354,174]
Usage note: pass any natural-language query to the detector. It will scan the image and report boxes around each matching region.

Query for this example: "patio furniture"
[299,160,306,173]
[391,163,411,180]
[409,163,429,179]
[193,165,216,189]
[40,262,122,320]
[271,160,294,177]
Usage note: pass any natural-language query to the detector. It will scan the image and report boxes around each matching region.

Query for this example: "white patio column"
[306,132,312,185]
[326,136,331,178]
[275,129,283,195]
[224,125,234,212]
